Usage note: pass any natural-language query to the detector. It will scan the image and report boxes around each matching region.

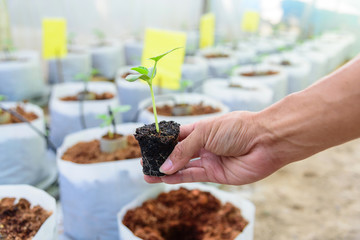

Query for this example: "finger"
[183,158,202,169]
[160,128,205,175]
[140,159,143,166]
[178,123,195,141]
[160,167,211,184]
[144,175,162,184]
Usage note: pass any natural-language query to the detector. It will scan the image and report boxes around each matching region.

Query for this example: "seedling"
[97,105,131,139]
[1,39,16,61]
[125,47,181,133]
[67,32,76,46]
[75,68,99,100]
[93,29,106,46]
[179,79,193,93]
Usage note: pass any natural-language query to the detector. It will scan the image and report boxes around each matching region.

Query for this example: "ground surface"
[225,139,360,240]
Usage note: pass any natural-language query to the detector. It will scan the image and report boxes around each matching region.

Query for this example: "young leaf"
[0,95,6,101]
[91,68,99,75]
[112,105,131,113]
[149,47,182,62]
[147,67,156,78]
[125,74,142,82]
[75,73,86,80]
[96,114,108,120]
[131,66,149,75]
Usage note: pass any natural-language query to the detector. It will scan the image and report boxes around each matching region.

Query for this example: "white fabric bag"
[264,54,311,93]
[0,50,45,101]
[118,183,255,240]
[202,79,273,112]
[124,39,143,66]
[49,82,120,147]
[197,47,238,78]
[0,102,53,185]
[0,184,57,240]
[48,50,91,84]
[231,64,288,103]
[57,123,151,240]
[137,93,230,125]
[90,40,125,79]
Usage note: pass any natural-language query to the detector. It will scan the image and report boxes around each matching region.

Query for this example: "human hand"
[144,111,289,185]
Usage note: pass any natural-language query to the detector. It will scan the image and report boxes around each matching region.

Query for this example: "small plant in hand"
[0,95,11,124]
[97,105,131,153]
[75,68,99,100]
[125,47,181,176]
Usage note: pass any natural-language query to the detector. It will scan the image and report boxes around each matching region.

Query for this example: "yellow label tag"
[241,10,260,33]
[142,29,186,90]
[199,13,215,49]
[42,18,67,59]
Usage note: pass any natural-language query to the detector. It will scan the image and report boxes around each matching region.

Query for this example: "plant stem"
[149,84,159,133]
[149,61,160,133]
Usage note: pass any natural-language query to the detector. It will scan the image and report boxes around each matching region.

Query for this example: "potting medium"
[57,123,151,240]
[0,185,57,240]
[118,183,255,240]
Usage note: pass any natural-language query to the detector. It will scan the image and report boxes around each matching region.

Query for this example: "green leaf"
[139,74,150,81]
[75,73,86,80]
[96,114,108,120]
[91,68,99,76]
[149,47,182,62]
[131,66,149,75]
[125,74,142,82]
[0,95,6,101]
[147,67,156,78]
[112,105,131,113]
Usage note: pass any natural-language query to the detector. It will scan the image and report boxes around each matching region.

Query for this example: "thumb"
[160,127,204,175]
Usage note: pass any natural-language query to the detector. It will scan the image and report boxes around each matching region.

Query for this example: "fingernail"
[160,158,173,173]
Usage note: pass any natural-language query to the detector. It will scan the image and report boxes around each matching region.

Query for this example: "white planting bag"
[116,66,150,122]
[182,56,208,91]
[0,102,53,185]
[197,47,238,78]
[0,50,45,101]
[137,93,230,125]
[90,40,125,79]
[202,79,273,112]
[48,51,91,84]
[124,39,143,66]
[291,46,328,84]
[0,184,57,240]
[49,82,120,147]
[118,183,255,240]
[231,64,288,103]
[264,54,311,93]
[57,123,151,240]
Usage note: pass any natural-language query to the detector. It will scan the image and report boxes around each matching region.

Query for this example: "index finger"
[178,123,195,141]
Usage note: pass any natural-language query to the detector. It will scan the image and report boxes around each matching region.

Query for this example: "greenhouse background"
[0,0,360,239]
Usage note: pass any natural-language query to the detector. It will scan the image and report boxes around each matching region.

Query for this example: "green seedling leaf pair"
[97,105,131,139]
[75,68,99,93]
[125,47,182,133]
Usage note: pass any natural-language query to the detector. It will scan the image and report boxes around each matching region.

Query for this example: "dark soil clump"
[134,121,180,176]
[60,92,114,101]
[148,103,220,116]
[0,197,52,240]
[123,188,249,240]
[62,135,141,164]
